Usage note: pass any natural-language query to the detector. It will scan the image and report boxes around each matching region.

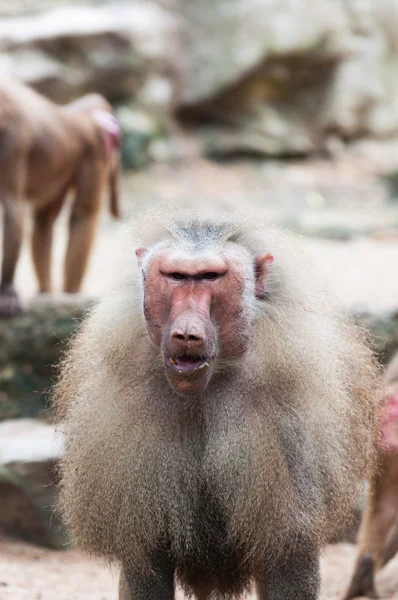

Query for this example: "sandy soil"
[0,537,398,600]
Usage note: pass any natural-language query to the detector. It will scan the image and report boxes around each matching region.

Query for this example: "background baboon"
[344,351,398,600]
[0,78,121,316]
[55,210,380,600]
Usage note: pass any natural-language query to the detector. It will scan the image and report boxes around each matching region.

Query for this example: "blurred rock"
[357,312,398,365]
[0,294,93,421]
[116,104,163,169]
[0,0,100,17]
[2,0,398,158]
[0,418,65,548]
[181,0,346,105]
[0,2,182,115]
[179,0,398,156]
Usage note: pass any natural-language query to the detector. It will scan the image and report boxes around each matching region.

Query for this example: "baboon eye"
[201,272,219,281]
[170,272,188,280]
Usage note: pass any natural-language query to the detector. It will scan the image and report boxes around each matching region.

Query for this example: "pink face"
[137,244,273,396]
[380,393,398,452]
[93,109,122,157]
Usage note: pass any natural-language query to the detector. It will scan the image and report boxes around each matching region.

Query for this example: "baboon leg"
[343,555,377,600]
[344,460,398,600]
[64,158,105,293]
[32,193,66,293]
[119,559,175,600]
[381,520,398,567]
[266,543,320,600]
[343,500,396,600]
[0,175,25,316]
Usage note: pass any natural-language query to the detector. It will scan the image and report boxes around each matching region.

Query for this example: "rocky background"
[2,0,398,163]
[2,0,398,597]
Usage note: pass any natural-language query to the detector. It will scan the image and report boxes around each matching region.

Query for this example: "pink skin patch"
[380,393,398,451]
[93,109,122,156]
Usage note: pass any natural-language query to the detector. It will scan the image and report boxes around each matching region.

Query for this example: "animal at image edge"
[0,78,121,316]
[344,350,398,600]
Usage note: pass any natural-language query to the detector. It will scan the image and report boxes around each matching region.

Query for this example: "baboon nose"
[171,323,205,346]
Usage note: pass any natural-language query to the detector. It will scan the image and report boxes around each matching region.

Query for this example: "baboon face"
[93,109,121,156]
[136,243,273,396]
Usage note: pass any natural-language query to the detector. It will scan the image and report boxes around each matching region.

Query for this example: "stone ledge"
[0,418,65,548]
[0,294,94,420]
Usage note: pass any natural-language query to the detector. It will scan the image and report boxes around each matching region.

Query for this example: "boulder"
[0,418,65,548]
[179,0,398,157]
[0,0,99,18]
[0,2,182,113]
[115,104,163,169]
[2,1,398,158]
[0,294,93,421]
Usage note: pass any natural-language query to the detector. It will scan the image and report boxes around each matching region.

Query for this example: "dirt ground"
[1,536,398,600]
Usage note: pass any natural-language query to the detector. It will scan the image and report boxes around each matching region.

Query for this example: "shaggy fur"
[55,208,381,598]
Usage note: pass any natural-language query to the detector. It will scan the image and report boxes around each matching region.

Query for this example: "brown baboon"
[0,78,121,316]
[55,210,381,600]
[344,351,398,600]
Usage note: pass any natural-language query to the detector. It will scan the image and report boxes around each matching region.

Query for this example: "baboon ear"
[135,247,148,269]
[255,253,273,298]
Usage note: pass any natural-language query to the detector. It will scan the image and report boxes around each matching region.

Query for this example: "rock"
[0,418,65,548]
[178,0,398,157]
[0,2,182,111]
[182,0,347,105]
[116,105,163,169]
[357,312,398,365]
[0,0,96,18]
[3,0,398,159]
[326,1,398,139]
[0,294,94,421]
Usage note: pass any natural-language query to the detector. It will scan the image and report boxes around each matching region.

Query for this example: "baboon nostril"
[173,332,185,341]
[171,330,204,343]
[189,334,201,342]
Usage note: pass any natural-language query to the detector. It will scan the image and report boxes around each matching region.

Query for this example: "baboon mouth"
[166,354,210,373]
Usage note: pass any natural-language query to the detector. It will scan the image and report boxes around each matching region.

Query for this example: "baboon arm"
[64,156,105,293]
[381,521,398,567]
